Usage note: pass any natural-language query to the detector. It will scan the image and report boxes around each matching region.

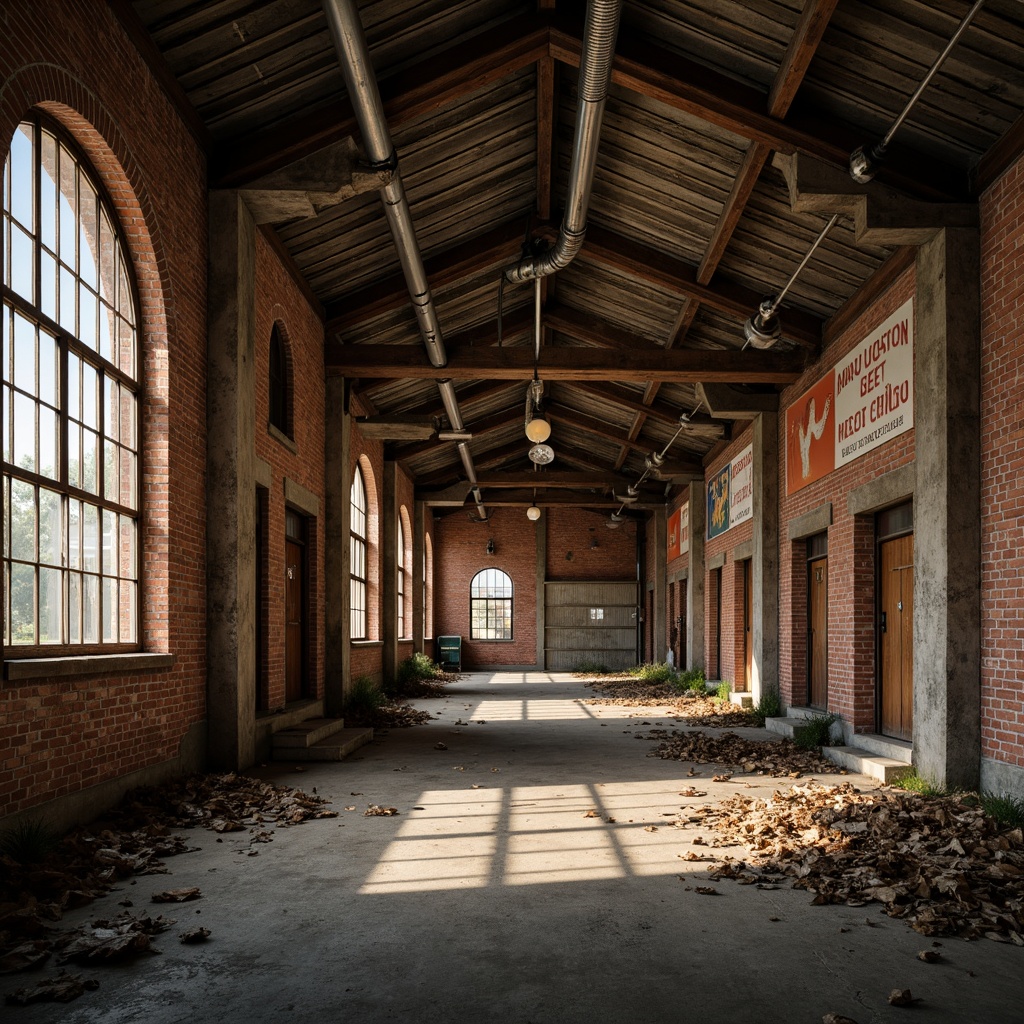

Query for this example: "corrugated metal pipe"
[323,0,489,520]
[504,0,622,284]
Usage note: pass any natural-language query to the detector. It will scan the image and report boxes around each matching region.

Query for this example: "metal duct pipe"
[504,0,622,284]
[324,0,488,520]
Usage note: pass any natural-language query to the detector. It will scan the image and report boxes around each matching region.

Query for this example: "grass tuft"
[714,680,731,701]
[981,792,1024,828]
[750,689,783,727]
[629,662,678,685]
[574,658,610,675]
[343,675,385,717]
[890,770,947,797]
[794,713,837,750]
[0,818,60,865]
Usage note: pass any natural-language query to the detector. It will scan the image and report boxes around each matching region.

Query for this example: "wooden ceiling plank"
[768,0,841,117]
[213,11,551,188]
[544,303,661,351]
[823,245,916,346]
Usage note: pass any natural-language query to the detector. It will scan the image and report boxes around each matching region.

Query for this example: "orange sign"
[786,372,835,495]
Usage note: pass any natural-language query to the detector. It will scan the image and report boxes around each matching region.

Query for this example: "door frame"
[284,507,308,703]
[805,532,828,708]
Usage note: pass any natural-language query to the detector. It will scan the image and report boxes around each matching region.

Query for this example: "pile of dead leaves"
[583,680,757,728]
[1,773,335,1002]
[694,782,1024,943]
[345,698,433,730]
[648,730,844,777]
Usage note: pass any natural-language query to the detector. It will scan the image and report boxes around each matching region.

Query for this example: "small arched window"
[349,466,367,639]
[397,520,406,639]
[3,116,140,651]
[470,568,512,640]
[269,323,290,438]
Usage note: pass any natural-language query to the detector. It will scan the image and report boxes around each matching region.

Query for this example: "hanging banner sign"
[707,444,753,540]
[786,298,914,495]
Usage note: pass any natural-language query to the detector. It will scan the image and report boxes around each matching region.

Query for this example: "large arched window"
[349,465,367,639]
[396,518,406,639]
[470,568,512,640]
[3,116,139,650]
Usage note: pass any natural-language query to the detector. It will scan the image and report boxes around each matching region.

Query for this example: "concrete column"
[382,460,399,685]
[412,500,425,655]
[206,191,257,770]
[752,412,780,704]
[652,508,667,663]
[686,487,705,672]
[536,511,547,670]
[913,226,981,791]
[324,376,350,716]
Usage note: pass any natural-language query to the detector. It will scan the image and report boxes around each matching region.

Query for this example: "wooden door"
[880,534,914,740]
[676,580,686,669]
[743,560,753,690]
[808,556,828,707]
[285,539,304,703]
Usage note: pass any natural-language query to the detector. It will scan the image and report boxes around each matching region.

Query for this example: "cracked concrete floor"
[9,671,1021,1023]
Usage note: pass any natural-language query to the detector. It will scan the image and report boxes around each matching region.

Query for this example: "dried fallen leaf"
[344,806,356,812]
[151,888,201,904]
[583,810,599,818]
[364,806,399,817]
[888,989,918,1007]
[917,950,940,963]
[434,742,448,751]
[693,886,719,896]
[179,927,210,944]
[5,971,99,1005]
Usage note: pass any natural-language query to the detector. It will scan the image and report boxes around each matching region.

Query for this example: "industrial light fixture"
[743,214,839,349]
[525,413,551,444]
[526,505,541,521]
[529,442,555,465]
[849,0,985,183]
[486,538,495,555]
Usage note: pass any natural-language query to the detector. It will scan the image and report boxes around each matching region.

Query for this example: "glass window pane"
[81,362,97,428]
[82,502,98,572]
[120,448,136,509]
[79,173,98,289]
[13,310,35,394]
[2,476,8,557]
[10,561,35,644]
[40,130,56,252]
[59,144,77,270]
[10,477,35,561]
[39,566,62,644]
[100,302,115,363]
[99,212,114,303]
[59,266,75,332]
[102,576,116,642]
[38,487,61,566]
[68,351,80,421]
[82,428,99,494]
[104,439,118,502]
[12,392,35,472]
[9,124,34,231]
[68,498,81,569]
[10,223,33,302]
[38,329,57,407]
[119,579,136,643]
[102,508,116,573]
[2,306,10,384]
[117,317,135,380]
[82,573,99,643]
[121,388,136,449]
[119,515,136,580]
[40,250,57,321]
[117,256,134,325]
[38,406,58,481]
[79,283,97,350]
[68,571,81,643]
[68,422,81,489]
[1,385,8,465]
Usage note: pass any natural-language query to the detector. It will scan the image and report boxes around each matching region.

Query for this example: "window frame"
[396,518,406,639]
[349,465,367,640]
[469,567,513,641]
[268,322,291,439]
[2,114,142,656]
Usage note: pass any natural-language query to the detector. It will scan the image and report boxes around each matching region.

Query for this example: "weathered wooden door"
[285,538,304,703]
[808,556,828,708]
[743,560,752,690]
[880,534,914,740]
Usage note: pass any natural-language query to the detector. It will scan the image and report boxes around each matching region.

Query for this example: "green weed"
[981,792,1024,828]
[714,680,731,701]
[750,689,783,727]
[794,713,837,750]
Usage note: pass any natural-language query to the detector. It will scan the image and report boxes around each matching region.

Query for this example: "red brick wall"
[980,153,1024,770]
[434,506,539,668]
[253,231,325,710]
[1,2,207,816]
[777,270,916,730]
[703,426,755,686]
[545,508,636,580]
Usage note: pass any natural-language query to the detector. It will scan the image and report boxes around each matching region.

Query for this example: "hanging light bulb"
[525,415,551,443]
[526,505,541,521]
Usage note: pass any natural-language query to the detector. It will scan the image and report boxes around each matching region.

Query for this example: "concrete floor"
[9,672,1021,1023]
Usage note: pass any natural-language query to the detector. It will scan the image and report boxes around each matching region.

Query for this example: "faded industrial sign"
[786,298,914,495]
[706,444,753,540]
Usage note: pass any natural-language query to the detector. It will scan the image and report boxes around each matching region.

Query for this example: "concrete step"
[281,728,374,762]
[824,745,915,783]
[729,692,753,708]
[273,717,349,750]
[764,716,799,739]
[851,733,913,764]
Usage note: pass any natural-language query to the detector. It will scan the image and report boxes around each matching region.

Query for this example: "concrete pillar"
[413,500,425,655]
[206,191,257,770]
[324,376,350,716]
[536,511,547,670]
[752,412,780,704]
[686,486,705,672]
[913,226,981,791]
[652,508,667,663]
[382,461,399,685]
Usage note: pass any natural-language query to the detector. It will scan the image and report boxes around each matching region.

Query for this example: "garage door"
[544,581,639,671]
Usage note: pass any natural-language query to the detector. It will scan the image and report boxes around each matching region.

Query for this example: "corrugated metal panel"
[544,579,638,671]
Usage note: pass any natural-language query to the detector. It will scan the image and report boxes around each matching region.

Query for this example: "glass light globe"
[525,416,551,443]
[526,505,541,521]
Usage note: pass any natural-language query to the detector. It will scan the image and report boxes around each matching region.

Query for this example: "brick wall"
[253,231,325,710]
[0,1,208,816]
[545,507,636,580]
[703,426,755,686]
[777,270,916,730]
[980,152,1024,770]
